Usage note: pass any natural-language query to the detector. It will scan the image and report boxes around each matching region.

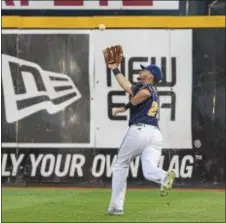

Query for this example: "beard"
[137,77,145,82]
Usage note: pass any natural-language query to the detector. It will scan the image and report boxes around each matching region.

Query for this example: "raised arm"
[108,64,133,95]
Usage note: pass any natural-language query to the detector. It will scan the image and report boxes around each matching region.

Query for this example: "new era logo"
[2,54,82,123]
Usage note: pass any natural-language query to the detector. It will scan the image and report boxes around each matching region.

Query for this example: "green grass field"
[2,188,225,222]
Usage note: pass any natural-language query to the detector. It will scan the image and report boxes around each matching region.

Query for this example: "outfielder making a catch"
[103,45,176,216]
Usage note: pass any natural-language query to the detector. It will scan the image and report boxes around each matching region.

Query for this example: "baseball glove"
[103,45,123,65]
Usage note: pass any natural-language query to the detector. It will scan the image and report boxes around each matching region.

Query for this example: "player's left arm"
[130,88,151,105]
[113,89,151,116]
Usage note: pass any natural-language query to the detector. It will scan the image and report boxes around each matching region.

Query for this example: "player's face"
[137,70,153,83]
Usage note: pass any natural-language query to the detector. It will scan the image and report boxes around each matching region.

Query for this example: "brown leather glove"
[103,45,123,65]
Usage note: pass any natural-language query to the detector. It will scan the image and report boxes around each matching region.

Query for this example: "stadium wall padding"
[1,17,225,188]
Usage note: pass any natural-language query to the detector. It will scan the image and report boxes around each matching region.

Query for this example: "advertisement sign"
[2,29,192,150]
[2,0,179,10]
[1,28,225,186]
[93,29,192,149]
[1,30,94,148]
[1,148,199,183]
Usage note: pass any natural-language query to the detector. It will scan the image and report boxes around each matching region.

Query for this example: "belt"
[133,123,157,128]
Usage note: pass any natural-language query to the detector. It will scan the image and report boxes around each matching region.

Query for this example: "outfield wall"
[1,15,225,187]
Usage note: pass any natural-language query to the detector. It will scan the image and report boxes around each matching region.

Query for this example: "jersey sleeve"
[131,85,135,94]
[139,83,153,95]
[131,83,152,95]
[131,83,141,95]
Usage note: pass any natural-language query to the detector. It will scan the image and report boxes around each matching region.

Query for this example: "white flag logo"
[2,54,82,123]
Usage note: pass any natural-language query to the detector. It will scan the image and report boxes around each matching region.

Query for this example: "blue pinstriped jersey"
[129,82,159,127]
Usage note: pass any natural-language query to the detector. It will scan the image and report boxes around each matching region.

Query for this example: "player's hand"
[113,107,126,116]
[108,63,118,70]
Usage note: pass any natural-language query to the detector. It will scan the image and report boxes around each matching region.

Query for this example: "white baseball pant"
[108,124,167,211]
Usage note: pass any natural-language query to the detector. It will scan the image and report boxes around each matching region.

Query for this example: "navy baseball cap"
[140,64,162,83]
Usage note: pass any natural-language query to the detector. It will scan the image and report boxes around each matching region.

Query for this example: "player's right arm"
[108,64,133,95]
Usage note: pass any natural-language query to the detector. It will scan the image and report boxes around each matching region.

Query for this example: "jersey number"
[147,101,159,117]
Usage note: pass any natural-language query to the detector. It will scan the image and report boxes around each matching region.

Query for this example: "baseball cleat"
[108,208,124,216]
[160,170,176,197]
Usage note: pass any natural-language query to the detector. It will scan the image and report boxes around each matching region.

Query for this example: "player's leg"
[108,143,132,214]
[108,127,144,214]
[141,128,175,196]
[142,147,175,196]
[141,144,167,185]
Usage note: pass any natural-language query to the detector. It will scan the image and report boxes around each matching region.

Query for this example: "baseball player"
[103,45,175,216]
